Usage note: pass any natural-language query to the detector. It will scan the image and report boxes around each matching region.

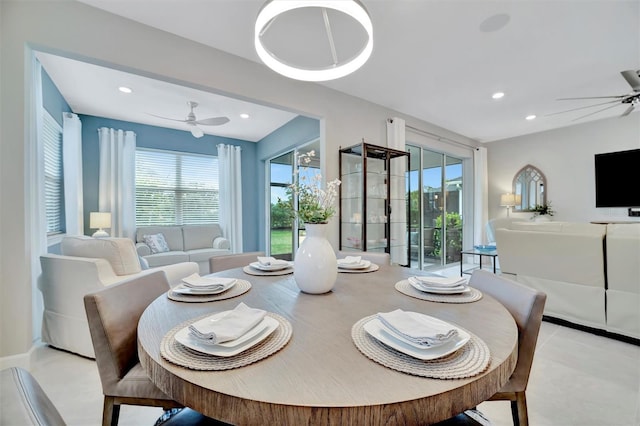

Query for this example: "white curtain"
[30,58,48,341]
[63,113,84,235]
[386,118,407,265]
[473,146,489,245]
[217,144,243,253]
[98,127,136,238]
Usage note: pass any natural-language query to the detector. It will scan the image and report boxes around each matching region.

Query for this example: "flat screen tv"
[594,148,640,207]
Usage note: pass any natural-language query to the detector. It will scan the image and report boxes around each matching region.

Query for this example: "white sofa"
[135,225,231,274]
[605,223,640,339]
[496,221,640,340]
[38,236,198,358]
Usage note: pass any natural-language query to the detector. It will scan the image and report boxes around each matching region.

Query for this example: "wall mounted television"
[594,148,640,208]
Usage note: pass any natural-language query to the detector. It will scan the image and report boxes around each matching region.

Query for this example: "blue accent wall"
[256,116,320,250]
[79,115,259,251]
[41,67,70,126]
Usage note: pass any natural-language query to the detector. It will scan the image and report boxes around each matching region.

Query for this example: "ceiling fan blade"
[147,113,188,123]
[621,70,640,92]
[557,95,626,100]
[571,103,621,121]
[620,104,635,117]
[546,99,622,117]
[195,117,230,126]
[189,125,204,138]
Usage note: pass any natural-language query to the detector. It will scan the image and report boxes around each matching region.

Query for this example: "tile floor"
[23,263,640,426]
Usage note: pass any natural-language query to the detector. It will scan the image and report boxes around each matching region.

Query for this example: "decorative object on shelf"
[294,223,338,294]
[499,193,520,217]
[89,212,111,238]
[531,201,555,221]
[254,0,373,82]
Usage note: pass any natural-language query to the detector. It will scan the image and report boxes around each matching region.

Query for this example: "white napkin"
[182,273,236,290]
[257,256,290,266]
[377,309,458,347]
[338,256,362,265]
[188,303,267,345]
[408,276,467,288]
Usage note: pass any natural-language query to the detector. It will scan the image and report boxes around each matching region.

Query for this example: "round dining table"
[138,264,518,425]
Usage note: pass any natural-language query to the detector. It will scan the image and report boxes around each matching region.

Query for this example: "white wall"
[486,116,640,223]
[0,1,476,358]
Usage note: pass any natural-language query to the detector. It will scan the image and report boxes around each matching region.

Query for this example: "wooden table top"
[138,265,518,425]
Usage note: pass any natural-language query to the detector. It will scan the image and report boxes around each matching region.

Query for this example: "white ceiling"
[57,0,639,143]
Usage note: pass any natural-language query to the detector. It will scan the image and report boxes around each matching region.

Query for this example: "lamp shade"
[500,193,517,207]
[90,212,111,229]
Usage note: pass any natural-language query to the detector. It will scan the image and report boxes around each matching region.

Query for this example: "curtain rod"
[402,122,478,151]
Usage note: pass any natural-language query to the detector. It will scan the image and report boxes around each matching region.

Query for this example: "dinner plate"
[363,318,470,360]
[408,280,470,295]
[175,315,279,357]
[172,280,237,295]
[249,261,293,272]
[337,259,371,270]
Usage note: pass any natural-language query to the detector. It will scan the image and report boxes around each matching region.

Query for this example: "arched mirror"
[513,165,546,211]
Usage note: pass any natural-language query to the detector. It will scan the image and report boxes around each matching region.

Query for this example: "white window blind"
[43,111,64,234]
[135,149,219,226]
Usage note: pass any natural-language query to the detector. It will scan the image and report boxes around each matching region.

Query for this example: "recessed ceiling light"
[492,92,505,100]
[118,86,132,94]
[525,115,537,120]
[240,113,250,119]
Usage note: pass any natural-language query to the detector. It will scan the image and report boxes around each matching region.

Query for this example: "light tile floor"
[25,263,640,426]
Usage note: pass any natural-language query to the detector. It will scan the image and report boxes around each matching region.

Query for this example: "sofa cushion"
[144,251,190,268]
[143,233,170,254]
[62,236,141,276]
[187,248,230,263]
[182,225,223,251]
[136,226,184,251]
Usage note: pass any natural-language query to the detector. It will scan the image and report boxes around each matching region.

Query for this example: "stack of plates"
[337,256,371,270]
[250,257,293,272]
[175,310,279,357]
[364,312,470,360]
[172,274,237,295]
[408,276,469,294]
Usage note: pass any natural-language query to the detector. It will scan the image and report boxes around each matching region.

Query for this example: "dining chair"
[335,250,390,267]
[84,271,219,426]
[468,270,547,426]
[209,251,265,273]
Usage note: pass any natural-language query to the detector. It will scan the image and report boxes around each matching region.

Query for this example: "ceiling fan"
[150,101,230,138]
[548,70,640,121]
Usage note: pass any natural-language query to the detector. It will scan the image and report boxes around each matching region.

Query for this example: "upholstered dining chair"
[84,271,221,426]
[209,251,265,273]
[468,270,547,426]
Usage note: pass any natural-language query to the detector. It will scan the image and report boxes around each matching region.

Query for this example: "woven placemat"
[352,315,490,379]
[160,312,292,370]
[167,280,251,303]
[395,280,483,304]
[242,266,294,276]
[338,264,380,274]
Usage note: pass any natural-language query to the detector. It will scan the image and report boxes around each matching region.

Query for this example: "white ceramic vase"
[294,223,337,294]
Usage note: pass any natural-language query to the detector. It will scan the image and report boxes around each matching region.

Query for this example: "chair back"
[84,271,170,391]
[209,252,265,273]
[469,270,546,392]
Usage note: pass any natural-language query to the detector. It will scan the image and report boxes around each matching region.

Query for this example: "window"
[135,148,219,226]
[43,111,64,235]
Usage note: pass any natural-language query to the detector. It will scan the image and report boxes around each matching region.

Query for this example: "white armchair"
[38,236,198,358]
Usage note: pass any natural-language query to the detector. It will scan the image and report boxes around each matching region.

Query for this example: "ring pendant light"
[255,0,373,82]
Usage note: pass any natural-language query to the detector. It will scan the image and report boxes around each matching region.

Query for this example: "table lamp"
[90,212,111,238]
[500,193,517,217]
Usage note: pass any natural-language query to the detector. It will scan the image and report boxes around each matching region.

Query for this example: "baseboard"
[0,344,41,371]
[543,316,640,346]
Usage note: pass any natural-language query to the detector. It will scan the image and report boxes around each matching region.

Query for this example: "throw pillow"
[143,233,170,254]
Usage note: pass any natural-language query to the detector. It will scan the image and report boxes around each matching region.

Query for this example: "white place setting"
[395,275,483,304]
[168,273,252,303]
[336,256,379,273]
[243,256,294,276]
[352,309,490,379]
[161,302,292,370]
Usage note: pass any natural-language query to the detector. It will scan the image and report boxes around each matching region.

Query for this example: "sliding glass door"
[267,140,320,260]
[407,145,464,270]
